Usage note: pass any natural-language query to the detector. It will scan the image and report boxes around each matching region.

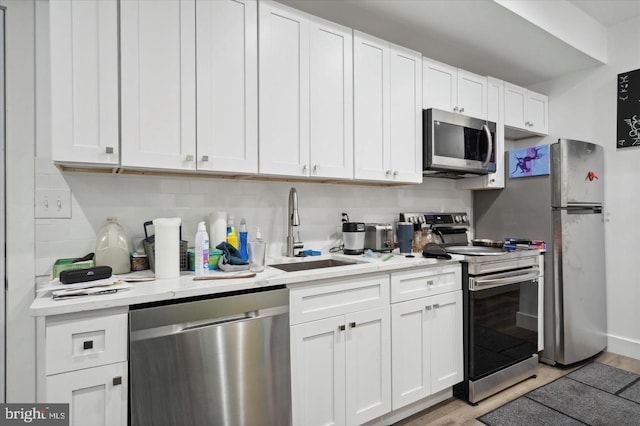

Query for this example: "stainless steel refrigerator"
[474,139,606,366]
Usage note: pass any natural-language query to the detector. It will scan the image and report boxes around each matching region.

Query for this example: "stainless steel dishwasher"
[129,287,291,426]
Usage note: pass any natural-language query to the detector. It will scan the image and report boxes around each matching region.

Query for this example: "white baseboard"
[607,334,640,360]
[363,388,453,426]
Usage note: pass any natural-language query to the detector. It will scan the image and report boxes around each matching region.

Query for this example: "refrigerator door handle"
[554,205,603,214]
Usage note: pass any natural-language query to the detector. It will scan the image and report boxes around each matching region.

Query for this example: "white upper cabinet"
[50,0,119,166]
[354,32,390,182]
[504,82,549,137]
[457,76,505,190]
[120,0,197,170]
[423,57,487,120]
[308,18,354,179]
[196,0,258,174]
[389,45,423,184]
[354,32,422,183]
[259,1,353,179]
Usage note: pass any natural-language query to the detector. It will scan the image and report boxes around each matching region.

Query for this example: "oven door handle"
[470,268,539,291]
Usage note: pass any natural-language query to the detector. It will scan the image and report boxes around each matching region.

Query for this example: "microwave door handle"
[480,124,492,168]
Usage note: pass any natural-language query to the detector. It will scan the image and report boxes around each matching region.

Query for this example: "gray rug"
[479,362,640,426]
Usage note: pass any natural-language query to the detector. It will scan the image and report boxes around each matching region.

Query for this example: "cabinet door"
[422,57,456,113]
[345,306,391,426]
[46,362,127,426]
[504,82,527,130]
[456,69,487,120]
[291,316,346,426]
[353,31,390,181]
[428,290,463,394]
[259,2,310,177]
[391,298,431,409]
[389,45,422,184]
[309,18,354,179]
[196,0,257,173]
[527,90,549,135]
[120,0,196,170]
[456,76,505,190]
[50,0,119,166]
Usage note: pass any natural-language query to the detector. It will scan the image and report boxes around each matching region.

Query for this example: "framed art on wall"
[617,68,640,148]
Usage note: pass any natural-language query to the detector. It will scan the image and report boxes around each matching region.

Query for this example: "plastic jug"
[95,217,130,274]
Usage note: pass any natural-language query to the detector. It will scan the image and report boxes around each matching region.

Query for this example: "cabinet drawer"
[391,265,461,303]
[46,311,128,375]
[289,274,390,325]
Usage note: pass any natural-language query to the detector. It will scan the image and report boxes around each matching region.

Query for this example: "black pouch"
[59,266,113,284]
[422,243,452,259]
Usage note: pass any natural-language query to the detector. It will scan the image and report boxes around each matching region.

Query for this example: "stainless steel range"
[400,212,542,404]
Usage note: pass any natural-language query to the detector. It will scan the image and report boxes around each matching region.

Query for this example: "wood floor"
[394,352,640,426]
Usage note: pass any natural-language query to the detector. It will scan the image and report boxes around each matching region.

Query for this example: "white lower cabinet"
[38,308,128,426]
[391,290,463,409]
[290,274,391,426]
[389,266,463,410]
[46,362,128,426]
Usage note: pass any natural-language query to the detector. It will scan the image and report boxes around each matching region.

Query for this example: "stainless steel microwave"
[423,108,496,177]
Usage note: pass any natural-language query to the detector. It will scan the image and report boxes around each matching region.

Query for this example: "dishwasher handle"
[130,305,288,342]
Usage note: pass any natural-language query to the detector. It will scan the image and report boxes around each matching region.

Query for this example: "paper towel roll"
[153,217,181,279]
[209,211,227,248]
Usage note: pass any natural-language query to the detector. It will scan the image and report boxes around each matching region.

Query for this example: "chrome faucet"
[287,187,304,256]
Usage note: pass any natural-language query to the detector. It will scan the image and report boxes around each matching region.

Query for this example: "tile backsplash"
[35,158,471,283]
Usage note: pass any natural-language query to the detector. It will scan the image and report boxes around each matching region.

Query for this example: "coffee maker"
[341,213,365,255]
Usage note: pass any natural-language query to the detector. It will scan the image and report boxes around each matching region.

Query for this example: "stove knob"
[463,215,469,223]
[418,216,425,224]
[454,215,461,223]
[407,216,414,223]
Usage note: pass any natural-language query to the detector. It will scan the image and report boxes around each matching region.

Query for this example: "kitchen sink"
[270,258,358,272]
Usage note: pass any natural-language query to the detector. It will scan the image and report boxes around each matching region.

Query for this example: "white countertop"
[30,253,463,317]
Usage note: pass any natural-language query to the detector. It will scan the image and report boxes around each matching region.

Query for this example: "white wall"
[532,16,640,359]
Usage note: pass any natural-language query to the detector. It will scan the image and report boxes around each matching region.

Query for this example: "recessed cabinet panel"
[389,46,422,183]
[259,3,309,176]
[50,0,119,166]
[527,91,548,135]
[121,0,197,170]
[309,20,354,179]
[196,0,258,173]
[354,32,390,181]
[457,69,487,120]
[422,59,457,112]
[504,82,527,129]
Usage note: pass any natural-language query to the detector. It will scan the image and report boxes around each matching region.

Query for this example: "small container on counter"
[188,248,223,271]
[130,253,149,271]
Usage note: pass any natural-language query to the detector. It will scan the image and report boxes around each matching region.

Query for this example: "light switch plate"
[35,189,72,219]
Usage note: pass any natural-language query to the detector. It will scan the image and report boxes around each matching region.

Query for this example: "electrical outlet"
[35,189,72,219]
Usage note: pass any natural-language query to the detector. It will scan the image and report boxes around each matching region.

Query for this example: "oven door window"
[469,280,538,380]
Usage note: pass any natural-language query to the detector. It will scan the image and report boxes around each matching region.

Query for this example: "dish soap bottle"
[195,221,209,275]
[95,217,130,274]
[226,215,238,249]
[239,218,248,261]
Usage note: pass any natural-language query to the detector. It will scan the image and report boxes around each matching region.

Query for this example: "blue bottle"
[239,218,249,262]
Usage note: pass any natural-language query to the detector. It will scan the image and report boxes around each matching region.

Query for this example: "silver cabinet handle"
[83,340,93,350]
[201,155,209,162]
[425,305,432,311]
[529,122,534,127]
[453,106,459,112]
[113,376,122,386]
[185,154,194,162]
[433,303,440,309]
[385,170,392,176]
[302,164,308,173]
[459,107,464,113]
[427,280,434,286]
[349,322,356,328]
[339,324,346,331]
[393,171,399,177]
[105,146,114,154]
[313,164,319,174]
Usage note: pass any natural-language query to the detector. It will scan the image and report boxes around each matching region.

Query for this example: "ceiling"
[278,0,640,87]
